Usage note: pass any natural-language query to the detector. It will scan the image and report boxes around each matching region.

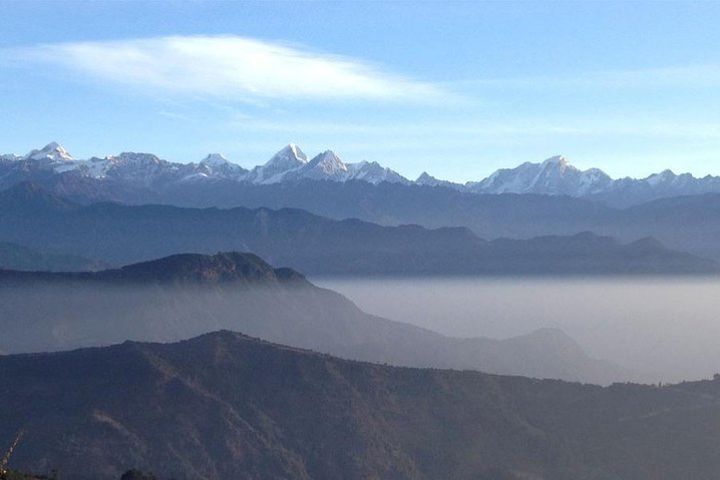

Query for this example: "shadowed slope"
[1,332,719,480]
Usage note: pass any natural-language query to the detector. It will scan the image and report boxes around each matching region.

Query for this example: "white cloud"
[7,35,444,102]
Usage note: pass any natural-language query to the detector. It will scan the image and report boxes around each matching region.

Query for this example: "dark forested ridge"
[1,331,720,480]
[0,251,304,286]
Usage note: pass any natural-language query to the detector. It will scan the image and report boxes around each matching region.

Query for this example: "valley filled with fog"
[316,275,720,383]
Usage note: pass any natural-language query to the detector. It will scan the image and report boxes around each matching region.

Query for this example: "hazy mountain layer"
[2,331,720,479]
[0,252,628,384]
[151,181,720,262]
[0,241,106,272]
[0,183,714,275]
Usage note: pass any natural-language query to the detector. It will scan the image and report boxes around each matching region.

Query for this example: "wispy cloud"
[4,35,445,102]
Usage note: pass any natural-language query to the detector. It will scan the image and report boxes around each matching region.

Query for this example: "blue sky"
[1,1,720,182]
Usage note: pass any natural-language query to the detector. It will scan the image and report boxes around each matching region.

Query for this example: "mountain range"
[3,142,720,207]
[0,142,410,190]
[0,251,631,384]
[2,330,720,479]
[0,182,714,275]
[134,177,720,262]
[7,143,720,262]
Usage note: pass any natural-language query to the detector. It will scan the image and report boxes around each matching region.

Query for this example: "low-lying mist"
[0,278,632,384]
[315,275,720,383]
[6,274,715,384]
[0,282,348,354]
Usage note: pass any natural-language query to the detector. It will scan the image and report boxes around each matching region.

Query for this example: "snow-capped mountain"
[244,145,409,185]
[348,161,411,185]
[0,153,22,163]
[307,150,349,179]
[246,144,308,184]
[592,169,720,207]
[0,142,413,190]
[3,142,720,207]
[0,144,205,191]
[468,157,720,205]
[640,169,720,191]
[196,154,249,180]
[67,152,201,188]
[468,155,613,196]
[25,142,75,163]
[415,172,463,190]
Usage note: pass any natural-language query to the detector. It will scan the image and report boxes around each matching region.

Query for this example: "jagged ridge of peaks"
[6,143,720,200]
[347,161,409,185]
[415,171,463,189]
[470,155,613,196]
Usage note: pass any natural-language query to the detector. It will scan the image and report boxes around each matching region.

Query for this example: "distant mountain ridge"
[2,330,720,479]
[0,241,106,272]
[3,142,720,207]
[0,183,714,275]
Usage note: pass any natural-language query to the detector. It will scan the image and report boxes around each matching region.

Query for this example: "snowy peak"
[346,161,409,185]
[265,144,308,169]
[540,155,575,175]
[415,171,462,189]
[291,150,348,182]
[542,155,569,168]
[194,153,248,180]
[416,172,434,183]
[471,155,612,196]
[200,153,230,167]
[92,152,170,186]
[308,150,347,172]
[537,155,578,178]
[248,144,309,184]
[111,152,164,167]
[309,149,344,165]
[250,145,407,184]
[288,143,306,162]
[25,142,74,163]
[645,169,677,186]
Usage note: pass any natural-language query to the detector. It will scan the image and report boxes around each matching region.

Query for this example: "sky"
[1,0,720,182]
